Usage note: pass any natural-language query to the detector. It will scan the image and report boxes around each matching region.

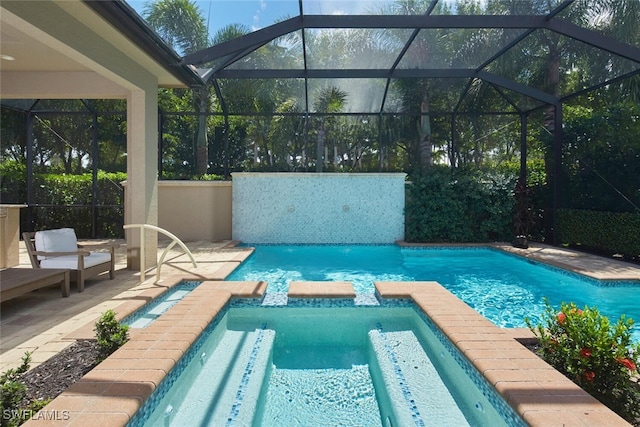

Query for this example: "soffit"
[0,0,197,89]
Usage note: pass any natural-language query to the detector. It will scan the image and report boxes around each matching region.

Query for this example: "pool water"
[227,245,640,341]
[134,305,525,427]
[121,281,201,328]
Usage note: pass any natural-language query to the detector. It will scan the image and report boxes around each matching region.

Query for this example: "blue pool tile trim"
[229,298,267,308]
[239,242,401,247]
[285,297,356,307]
[226,323,267,427]
[375,322,425,427]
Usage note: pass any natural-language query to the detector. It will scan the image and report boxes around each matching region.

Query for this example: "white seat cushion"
[34,228,78,260]
[40,252,112,270]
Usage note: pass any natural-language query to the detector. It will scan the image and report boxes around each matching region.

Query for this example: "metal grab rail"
[123,224,198,283]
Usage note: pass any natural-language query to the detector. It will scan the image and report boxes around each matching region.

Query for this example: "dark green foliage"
[405,166,515,242]
[0,352,50,427]
[0,160,125,238]
[562,102,640,213]
[94,310,129,361]
[190,173,225,181]
[557,209,640,259]
[1,353,30,427]
[0,161,25,206]
[31,172,126,238]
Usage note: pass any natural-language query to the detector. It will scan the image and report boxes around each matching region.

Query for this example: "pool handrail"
[123,224,198,283]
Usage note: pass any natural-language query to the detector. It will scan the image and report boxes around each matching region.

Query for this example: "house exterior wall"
[157,181,232,242]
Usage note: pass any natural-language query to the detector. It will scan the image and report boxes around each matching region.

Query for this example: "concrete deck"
[1,240,638,426]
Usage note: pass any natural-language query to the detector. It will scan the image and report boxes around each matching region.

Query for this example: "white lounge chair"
[23,228,115,292]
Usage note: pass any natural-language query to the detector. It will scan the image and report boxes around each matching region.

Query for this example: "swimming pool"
[129,302,525,427]
[227,245,640,341]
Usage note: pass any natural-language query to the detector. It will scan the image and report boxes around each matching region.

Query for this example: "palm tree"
[144,0,210,174]
[144,0,208,55]
[382,0,454,172]
[313,87,347,172]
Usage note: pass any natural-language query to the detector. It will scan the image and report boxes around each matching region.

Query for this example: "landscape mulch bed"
[21,340,101,404]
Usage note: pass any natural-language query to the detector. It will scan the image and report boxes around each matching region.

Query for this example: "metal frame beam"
[545,19,640,64]
[181,10,640,116]
[213,68,474,79]
[182,15,549,66]
[182,16,303,65]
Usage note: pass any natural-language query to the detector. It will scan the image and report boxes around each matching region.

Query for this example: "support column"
[450,113,456,167]
[25,112,34,230]
[552,103,563,245]
[91,111,99,238]
[520,113,528,183]
[125,88,158,270]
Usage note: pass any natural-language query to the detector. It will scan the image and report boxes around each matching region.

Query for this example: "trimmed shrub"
[0,160,125,238]
[405,167,515,242]
[557,209,640,259]
[94,310,129,361]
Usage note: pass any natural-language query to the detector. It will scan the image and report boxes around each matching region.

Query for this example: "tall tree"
[383,0,454,172]
[144,0,210,174]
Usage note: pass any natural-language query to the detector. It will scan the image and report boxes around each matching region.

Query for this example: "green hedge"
[557,209,640,259]
[31,172,126,238]
[0,161,126,239]
[405,167,515,243]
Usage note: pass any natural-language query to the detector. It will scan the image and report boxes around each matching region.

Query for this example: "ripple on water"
[258,365,380,427]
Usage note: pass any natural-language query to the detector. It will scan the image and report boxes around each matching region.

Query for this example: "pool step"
[369,325,470,427]
[159,325,275,426]
[125,287,194,328]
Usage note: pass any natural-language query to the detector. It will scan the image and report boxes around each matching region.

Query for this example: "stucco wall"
[157,181,232,241]
[232,173,406,244]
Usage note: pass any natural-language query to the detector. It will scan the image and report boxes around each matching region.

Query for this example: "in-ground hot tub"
[129,299,525,427]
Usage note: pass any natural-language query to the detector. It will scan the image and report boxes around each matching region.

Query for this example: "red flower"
[557,312,566,324]
[616,358,637,371]
[570,308,583,315]
[583,371,596,382]
[579,348,591,358]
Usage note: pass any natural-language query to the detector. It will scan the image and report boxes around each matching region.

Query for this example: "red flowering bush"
[526,299,640,423]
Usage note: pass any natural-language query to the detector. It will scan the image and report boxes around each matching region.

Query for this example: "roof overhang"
[0,0,202,100]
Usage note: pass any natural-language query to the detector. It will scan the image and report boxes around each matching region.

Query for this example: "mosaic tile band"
[232,172,406,244]
[226,323,268,426]
[375,322,426,427]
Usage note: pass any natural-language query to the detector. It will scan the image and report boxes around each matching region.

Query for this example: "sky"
[126,0,397,40]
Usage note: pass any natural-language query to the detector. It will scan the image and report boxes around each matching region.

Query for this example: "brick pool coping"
[25,279,630,427]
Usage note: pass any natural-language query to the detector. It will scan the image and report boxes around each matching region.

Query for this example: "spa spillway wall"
[232,173,406,244]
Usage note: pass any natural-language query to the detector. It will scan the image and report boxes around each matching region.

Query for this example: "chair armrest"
[77,242,120,250]
[33,250,91,258]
